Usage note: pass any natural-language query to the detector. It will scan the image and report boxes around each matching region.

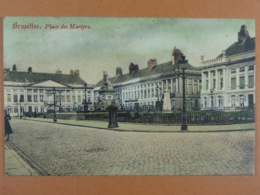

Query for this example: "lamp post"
[48,87,57,122]
[84,82,88,113]
[53,88,57,122]
[19,98,22,118]
[178,55,188,131]
[155,84,161,111]
[210,89,214,110]
[58,90,62,112]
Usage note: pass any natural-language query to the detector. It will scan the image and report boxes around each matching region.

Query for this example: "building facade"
[200,25,255,111]
[4,66,94,116]
[94,48,202,111]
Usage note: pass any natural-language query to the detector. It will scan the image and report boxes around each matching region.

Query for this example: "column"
[223,68,226,90]
[202,72,205,91]
[192,79,194,95]
[216,69,219,90]
[236,67,240,90]
[208,71,211,91]
[170,79,173,93]
[245,66,248,89]
[176,78,179,93]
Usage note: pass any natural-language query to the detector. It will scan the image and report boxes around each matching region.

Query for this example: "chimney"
[116,67,122,76]
[147,59,157,70]
[172,47,183,64]
[129,62,139,75]
[74,69,80,76]
[55,69,62,74]
[12,64,17,72]
[70,70,74,75]
[28,67,32,73]
[238,25,250,44]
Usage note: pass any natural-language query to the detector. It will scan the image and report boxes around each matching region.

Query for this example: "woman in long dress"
[4,110,13,141]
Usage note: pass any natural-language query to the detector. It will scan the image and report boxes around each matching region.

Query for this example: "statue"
[102,71,113,90]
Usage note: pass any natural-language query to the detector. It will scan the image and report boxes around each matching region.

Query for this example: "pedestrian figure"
[4,110,13,141]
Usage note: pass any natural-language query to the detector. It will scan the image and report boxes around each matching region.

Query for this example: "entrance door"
[248,94,254,108]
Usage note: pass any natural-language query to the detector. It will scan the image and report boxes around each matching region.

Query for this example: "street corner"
[5,143,38,176]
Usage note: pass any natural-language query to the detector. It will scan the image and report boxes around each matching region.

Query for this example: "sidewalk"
[5,143,38,176]
[26,117,255,132]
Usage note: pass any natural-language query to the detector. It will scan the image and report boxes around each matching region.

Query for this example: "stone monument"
[97,71,116,110]
[162,84,172,111]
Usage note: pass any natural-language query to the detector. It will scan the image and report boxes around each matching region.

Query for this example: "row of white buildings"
[4,25,255,115]
[4,67,94,116]
[94,25,255,111]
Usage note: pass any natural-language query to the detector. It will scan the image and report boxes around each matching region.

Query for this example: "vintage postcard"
[3,17,255,176]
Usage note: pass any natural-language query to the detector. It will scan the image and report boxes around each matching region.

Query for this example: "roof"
[4,71,86,86]
[218,37,255,58]
[96,61,200,87]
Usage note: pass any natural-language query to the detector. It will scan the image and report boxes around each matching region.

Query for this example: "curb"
[5,143,39,176]
[23,118,255,133]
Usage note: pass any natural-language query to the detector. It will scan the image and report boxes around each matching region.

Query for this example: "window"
[7,94,11,102]
[213,79,216,89]
[40,89,44,93]
[33,89,38,93]
[13,95,18,102]
[220,78,223,89]
[231,95,236,107]
[248,65,254,71]
[206,80,209,90]
[248,75,254,88]
[34,95,38,102]
[28,95,32,102]
[212,71,216,76]
[218,96,223,107]
[20,95,24,102]
[240,76,245,89]
[67,95,71,102]
[72,96,76,102]
[40,95,44,102]
[61,95,65,102]
[231,78,236,90]
[27,89,32,93]
[240,95,245,107]
[239,67,245,72]
[219,70,223,75]
[189,84,192,94]
[78,95,81,103]
[231,69,236,74]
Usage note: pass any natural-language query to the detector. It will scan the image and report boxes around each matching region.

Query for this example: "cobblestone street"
[5,119,255,176]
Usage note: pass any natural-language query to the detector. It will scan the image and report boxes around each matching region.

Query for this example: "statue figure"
[102,71,113,90]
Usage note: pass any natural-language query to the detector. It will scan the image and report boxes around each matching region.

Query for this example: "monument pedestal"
[108,104,119,128]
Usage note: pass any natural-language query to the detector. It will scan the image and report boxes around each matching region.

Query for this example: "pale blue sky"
[4,17,255,84]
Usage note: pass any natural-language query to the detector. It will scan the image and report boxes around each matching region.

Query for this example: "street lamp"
[210,89,214,110]
[19,98,22,119]
[84,82,88,113]
[47,87,57,122]
[155,84,161,111]
[53,88,57,122]
[178,55,188,131]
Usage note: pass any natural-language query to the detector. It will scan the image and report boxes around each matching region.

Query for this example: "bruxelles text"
[12,22,91,30]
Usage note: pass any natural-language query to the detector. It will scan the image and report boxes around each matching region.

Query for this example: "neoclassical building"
[200,25,255,110]
[94,48,202,111]
[4,65,94,116]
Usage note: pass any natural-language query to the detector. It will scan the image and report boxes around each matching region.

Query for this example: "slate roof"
[4,71,86,85]
[96,61,200,87]
[217,37,255,58]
